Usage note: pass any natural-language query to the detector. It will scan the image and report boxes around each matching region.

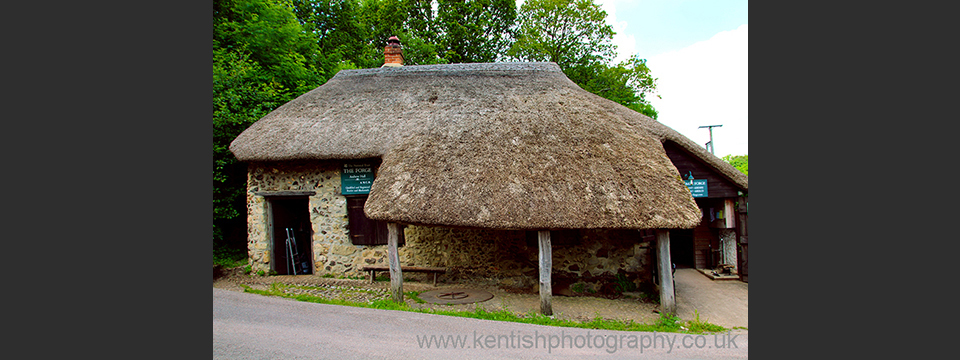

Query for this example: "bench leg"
[433,273,437,287]
[369,270,375,284]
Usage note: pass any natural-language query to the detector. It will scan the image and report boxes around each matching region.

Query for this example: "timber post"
[538,230,553,316]
[656,229,676,315]
[387,222,403,303]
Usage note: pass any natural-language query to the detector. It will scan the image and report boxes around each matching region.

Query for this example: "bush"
[213,243,246,268]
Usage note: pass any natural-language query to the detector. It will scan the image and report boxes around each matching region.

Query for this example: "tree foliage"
[213,0,323,245]
[432,0,517,63]
[722,154,748,176]
[291,0,370,73]
[508,0,614,68]
[507,0,658,118]
[571,55,660,118]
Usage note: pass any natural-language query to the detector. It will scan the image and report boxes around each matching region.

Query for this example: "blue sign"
[341,163,375,195]
[685,179,708,198]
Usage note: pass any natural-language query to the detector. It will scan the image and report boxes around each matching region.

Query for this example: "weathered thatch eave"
[230,62,743,230]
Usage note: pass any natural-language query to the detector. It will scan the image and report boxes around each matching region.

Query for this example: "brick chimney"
[382,36,403,67]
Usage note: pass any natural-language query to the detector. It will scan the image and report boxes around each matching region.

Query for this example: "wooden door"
[736,195,748,282]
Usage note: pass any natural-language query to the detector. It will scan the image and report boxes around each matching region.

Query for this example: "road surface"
[213,288,748,359]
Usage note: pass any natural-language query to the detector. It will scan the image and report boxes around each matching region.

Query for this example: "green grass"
[241,283,725,334]
[213,243,246,268]
[686,309,726,333]
[337,275,367,280]
[571,282,586,293]
[613,273,637,294]
[406,290,426,304]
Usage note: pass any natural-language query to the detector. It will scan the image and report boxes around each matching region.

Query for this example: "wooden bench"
[362,265,447,286]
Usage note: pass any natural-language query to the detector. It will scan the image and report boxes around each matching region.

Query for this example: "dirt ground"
[213,266,665,325]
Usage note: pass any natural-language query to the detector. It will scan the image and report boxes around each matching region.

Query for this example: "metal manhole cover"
[419,288,494,305]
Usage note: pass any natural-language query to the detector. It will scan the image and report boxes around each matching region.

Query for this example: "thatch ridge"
[230,62,745,230]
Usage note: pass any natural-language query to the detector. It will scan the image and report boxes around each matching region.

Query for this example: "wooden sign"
[685,179,708,198]
[341,163,374,195]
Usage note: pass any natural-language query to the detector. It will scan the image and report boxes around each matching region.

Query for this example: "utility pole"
[699,125,723,155]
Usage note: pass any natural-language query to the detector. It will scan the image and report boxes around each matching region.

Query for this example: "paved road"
[214,288,748,359]
[674,268,749,329]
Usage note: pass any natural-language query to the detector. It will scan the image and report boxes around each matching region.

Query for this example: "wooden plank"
[662,141,743,198]
[693,224,712,269]
[266,199,275,273]
[657,229,677,315]
[538,230,553,316]
[724,199,735,229]
[737,195,748,282]
[365,266,446,286]
[362,265,446,272]
[387,222,403,303]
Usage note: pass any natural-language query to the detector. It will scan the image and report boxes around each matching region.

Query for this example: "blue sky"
[596,0,749,158]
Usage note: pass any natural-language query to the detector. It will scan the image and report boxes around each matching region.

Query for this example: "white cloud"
[595,0,635,64]
[647,24,749,157]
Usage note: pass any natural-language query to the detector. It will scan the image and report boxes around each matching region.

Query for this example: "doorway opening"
[270,197,312,275]
[670,229,694,269]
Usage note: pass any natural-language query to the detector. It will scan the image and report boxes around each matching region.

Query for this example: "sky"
[594,0,748,158]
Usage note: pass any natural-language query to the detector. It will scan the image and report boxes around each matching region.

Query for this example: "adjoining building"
[229,39,748,313]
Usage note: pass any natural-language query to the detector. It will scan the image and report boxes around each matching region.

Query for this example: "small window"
[347,196,404,246]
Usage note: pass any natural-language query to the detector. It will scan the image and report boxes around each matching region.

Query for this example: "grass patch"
[685,309,726,333]
[213,243,246,268]
[337,275,367,280]
[571,282,586,293]
[406,290,426,304]
[241,283,724,334]
[613,273,637,294]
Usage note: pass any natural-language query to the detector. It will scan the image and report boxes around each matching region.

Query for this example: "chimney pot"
[383,36,403,67]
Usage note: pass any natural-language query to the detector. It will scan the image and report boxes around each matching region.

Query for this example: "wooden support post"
[387,222,403,303]
[538,230,553,316]
[724,199,736,229]
[656,229,676,315]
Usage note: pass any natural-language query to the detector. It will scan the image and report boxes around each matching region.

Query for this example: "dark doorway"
[670,229,695,268]
[271,197,312,275]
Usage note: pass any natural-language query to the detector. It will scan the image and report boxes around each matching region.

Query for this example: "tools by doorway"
[285,228,309,275]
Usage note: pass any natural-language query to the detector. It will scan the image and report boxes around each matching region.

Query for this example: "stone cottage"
[229,39,748,313]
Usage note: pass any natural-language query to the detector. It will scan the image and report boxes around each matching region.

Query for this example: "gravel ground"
[213,266,664,325]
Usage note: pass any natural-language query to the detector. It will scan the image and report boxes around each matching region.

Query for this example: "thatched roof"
[230,62,746,230]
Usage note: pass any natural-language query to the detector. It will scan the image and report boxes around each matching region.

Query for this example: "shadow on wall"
[401,226,656,297]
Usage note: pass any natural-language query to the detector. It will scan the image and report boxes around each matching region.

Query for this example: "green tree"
[291,0,369,77]
[213,0,323,249]
[348,0,516,66]
[508,0,659,118]
[431,0,517,63]
[508,0,615,69]
[571,55,659,118]
[722,154,748,176]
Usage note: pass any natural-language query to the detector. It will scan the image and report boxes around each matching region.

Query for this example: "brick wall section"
[384,45,403,66]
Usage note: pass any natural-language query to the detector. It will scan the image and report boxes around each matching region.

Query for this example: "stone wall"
[246,160,349,275]
[245,160,657,292]
[719,229,738,273]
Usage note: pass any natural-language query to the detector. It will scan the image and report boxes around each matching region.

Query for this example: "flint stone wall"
[719,228,738,273]
[245,160,656,290]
